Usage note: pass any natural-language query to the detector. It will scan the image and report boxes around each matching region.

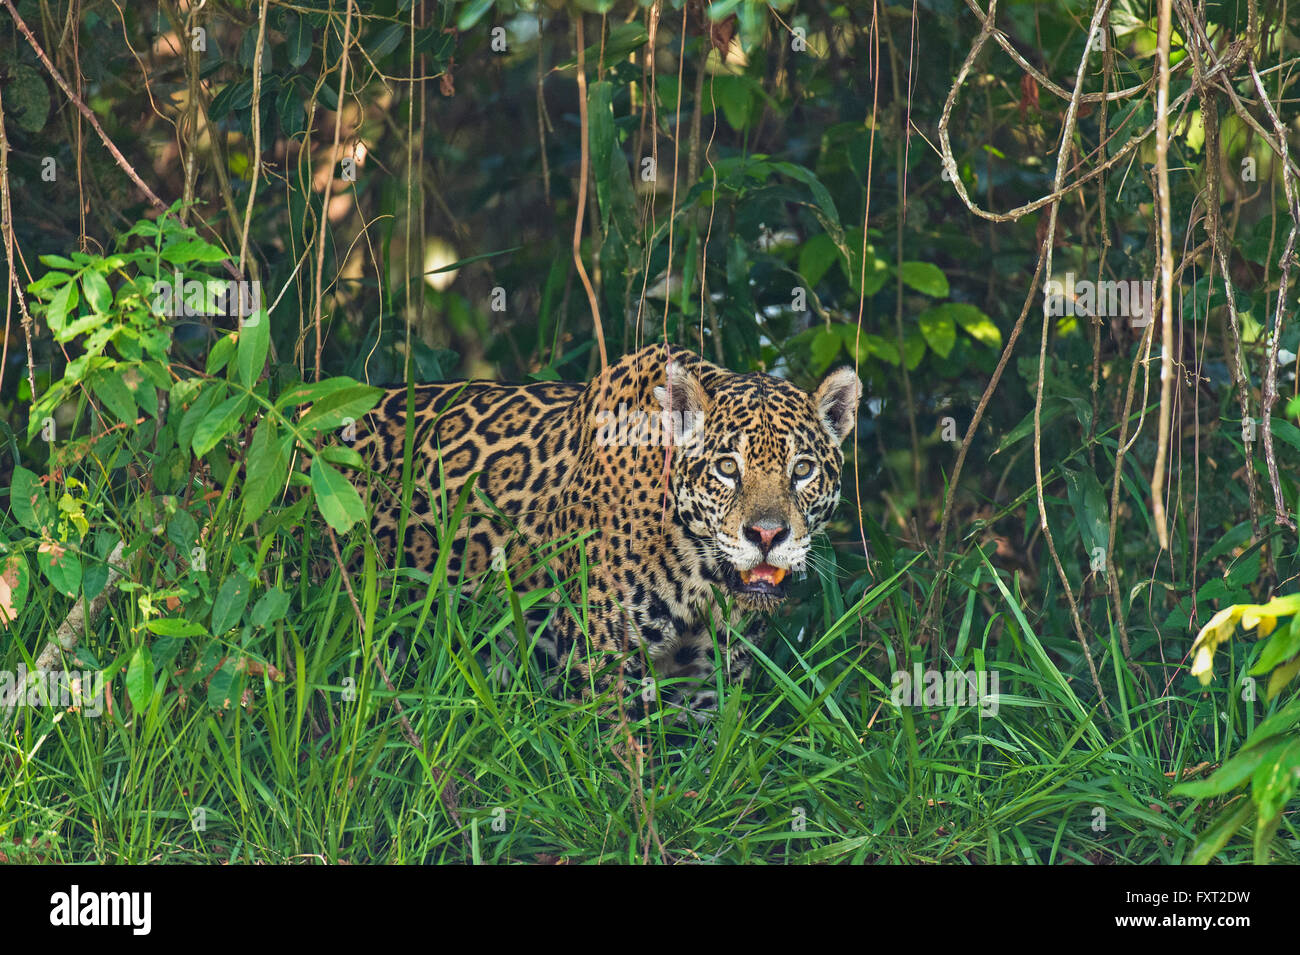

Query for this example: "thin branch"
[312,0,356,381]
[961,0,1177,104]
[1187,38,1262,542]
[0,81,37,406]
[938,2,1231,225]
[1150,0,1175,549]
[1249,60,1300,532]
[237,0,270,280]
[572,13,608,373]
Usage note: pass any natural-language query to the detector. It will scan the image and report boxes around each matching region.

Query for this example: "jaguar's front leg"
[637,618,737,725]
[722,610,764,685]
[669,611,764,724]
[549,598,648,713]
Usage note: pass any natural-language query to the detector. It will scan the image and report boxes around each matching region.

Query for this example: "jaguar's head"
[657,360,862,610]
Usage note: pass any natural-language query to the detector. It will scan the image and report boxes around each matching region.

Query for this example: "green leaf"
[275,376,364,409]
[1254,807,1282,865]
[81,559,109,601]
[207,659,238,710]
[919,302,1001,350]
[1241,695,1300,747]
[81,269,112,313]
[950,303,1002,349]
[424,247,521,278]
[316,444,365,469]
[298,385,382,434]
[45,280,78,333]
[277,80,304,136]
[1252,615,1300,675]
[161,239,230,264]
[852,332,898,366]
[1061,464,1111,561]
[994,397,1073,455]
[557,21,647,70]
[456,0,494,30]
[29,270,73,297]
[896,261,949,297]
[207,332,237,375]
[917,307,956,358]
[242,417,293,526]
[734,0,764,51]
[251,586,290,629]
[55,310,110,343]
[37,542,81,597]
[810,328,843,374]
[769,160,847,263]
[145,617,206,638]
[770,161,842,232]
[237,310,269,387]
[91,369,137,423]
[840,233,889,296]
[588,80,638,246]
[310,456,366,533]
[126,646,153,711]
[903,328,926,370]
[1267,417,1300,454]
[799,234,841,289]
[10,467,44,532]
[286,13,312,67]
[1188,797,1254,865]
[1252,736,1300,823]
[191,394,250,457]
[150,636,183,671]
[368,22,406,58]
[1252,594,1300,620]
[211,574,251,634]
[178,383,226,454]
[712,75,756,131]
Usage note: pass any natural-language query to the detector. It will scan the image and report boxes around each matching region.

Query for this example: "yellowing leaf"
[0,556,28,628]
[1255,593,1300,618]
[1267,656,1300,700]
[1189,605,1246,684]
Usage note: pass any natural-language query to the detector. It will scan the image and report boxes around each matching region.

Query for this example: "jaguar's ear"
[813,367,862,443]
[655,360,710,420]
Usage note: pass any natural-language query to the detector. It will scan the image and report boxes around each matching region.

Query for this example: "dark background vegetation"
[1,0,1299,863]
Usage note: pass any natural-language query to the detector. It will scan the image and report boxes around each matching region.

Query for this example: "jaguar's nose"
[744,518,789,554]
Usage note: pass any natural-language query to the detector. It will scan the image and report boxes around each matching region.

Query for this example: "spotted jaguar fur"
[349,343,861,712]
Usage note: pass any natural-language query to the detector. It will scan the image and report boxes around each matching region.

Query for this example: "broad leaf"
[896,261,949,297]
[299,385,382,435]
[242,417,293,526]
[310,456,366,533]
[192,394,250,457]
[211,573,251,634]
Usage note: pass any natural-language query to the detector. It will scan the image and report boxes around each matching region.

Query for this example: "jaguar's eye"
[793,459,814,481]
[716,457,740,479]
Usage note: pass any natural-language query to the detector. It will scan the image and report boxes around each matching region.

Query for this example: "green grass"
[3,504,1294,865]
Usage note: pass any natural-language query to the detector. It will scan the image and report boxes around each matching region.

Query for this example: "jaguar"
[350,343,861,713]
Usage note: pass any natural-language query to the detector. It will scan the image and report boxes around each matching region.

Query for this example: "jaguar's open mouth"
[731,562,788,598]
